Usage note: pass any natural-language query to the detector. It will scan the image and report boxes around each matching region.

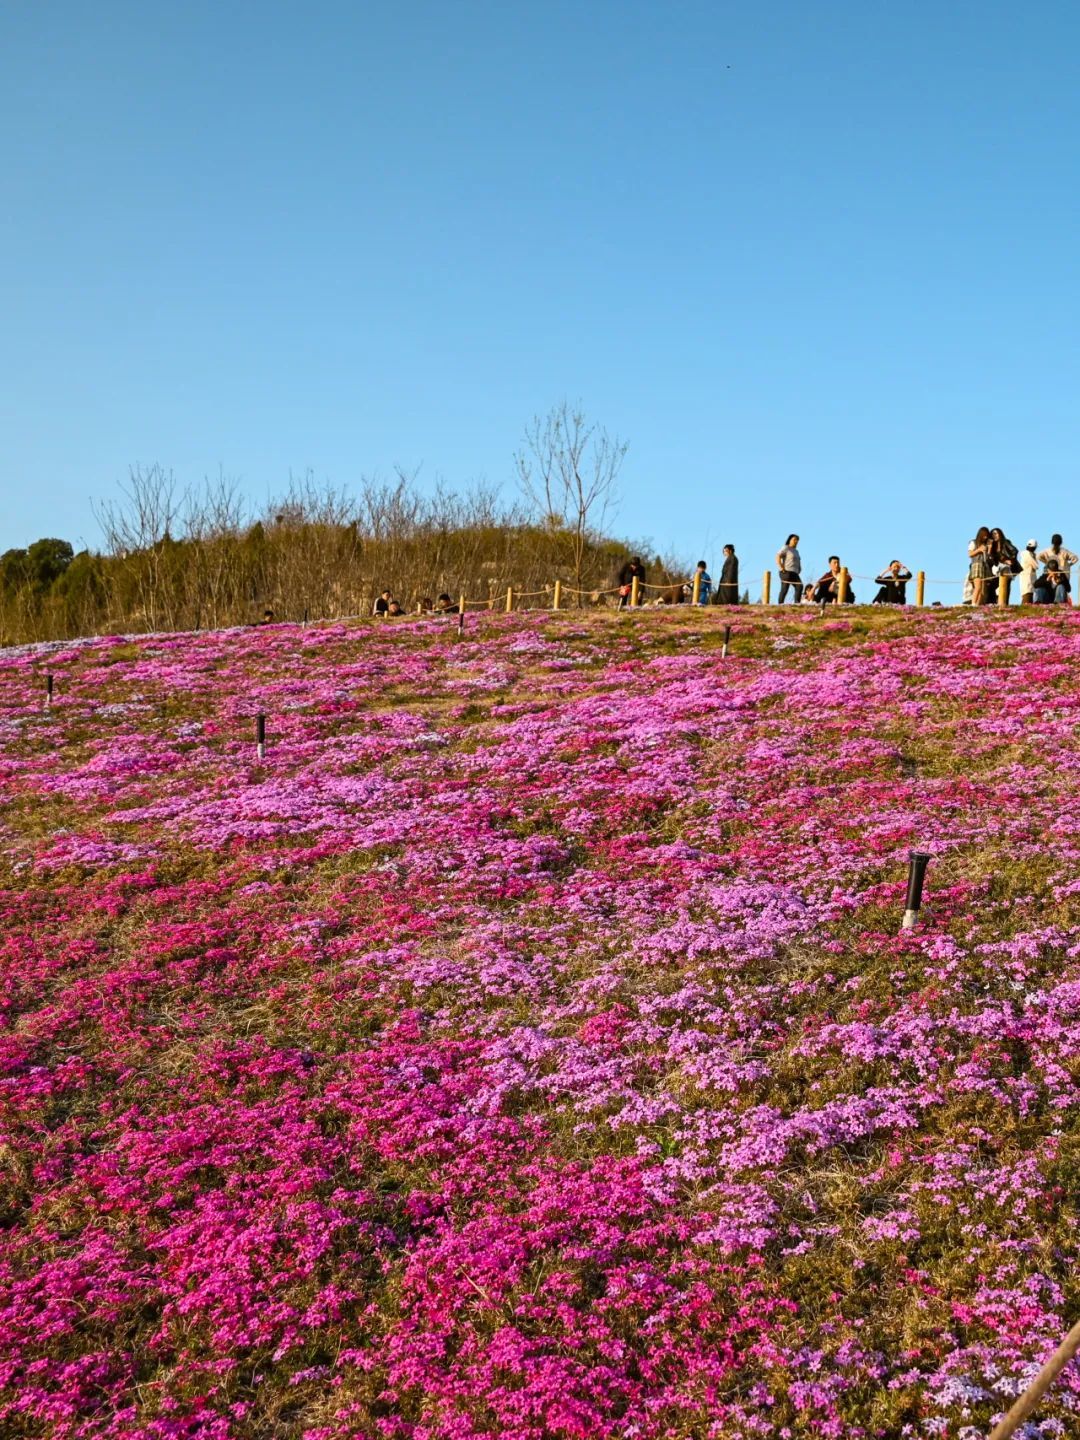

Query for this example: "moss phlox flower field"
[3,608,1080,1439]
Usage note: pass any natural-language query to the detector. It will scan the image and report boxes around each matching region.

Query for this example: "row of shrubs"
[1,468,678,645]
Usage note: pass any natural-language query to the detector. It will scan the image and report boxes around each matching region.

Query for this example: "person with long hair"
[967,526,991,606]
[987,527,1019,604]
[776,533,802,603]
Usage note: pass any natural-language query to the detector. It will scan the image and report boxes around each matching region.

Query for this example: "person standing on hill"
[989,528,1019,604]
[776,534,802,603]
[618,556,647,607]
[1018,541,1039,604]
[717,544,739,604]
[691,560,712,605]
[967,527,992,606]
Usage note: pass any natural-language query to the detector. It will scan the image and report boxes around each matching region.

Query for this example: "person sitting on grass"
[618,556,647,607]
[373,589,393,616]
[436,593,457,614]
[815,556,855,604]
[1036,535,1077,603]
[1034,563,1069,606]
[872,561,912,605]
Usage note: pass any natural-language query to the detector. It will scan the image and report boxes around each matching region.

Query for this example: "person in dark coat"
[717,545,739,604]
[872,561,912,604]
[617,556,647,608]
[815,556,855,604]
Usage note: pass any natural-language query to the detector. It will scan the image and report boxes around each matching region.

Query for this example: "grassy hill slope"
[2,606,1079,1439]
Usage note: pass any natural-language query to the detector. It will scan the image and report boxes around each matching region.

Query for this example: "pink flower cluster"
[2,608,1080,1438]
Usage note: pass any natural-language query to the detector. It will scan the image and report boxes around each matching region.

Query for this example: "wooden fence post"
[838,567,850,605]
[692,571,702,606]
[762,571,771,605]
[988,1317,1080,1440]
[998,572,1008,608]
[505,586,513,613]
[458,593,466,616]
[630,576,640,608]
[553,580,561,610]
[916,571,925,607]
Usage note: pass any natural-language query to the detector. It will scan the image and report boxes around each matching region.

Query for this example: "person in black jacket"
[815,556,855,604]
[618,556,647,608]
[988,528,1019,605]
[717,544,739,604]
[872,561,912,604]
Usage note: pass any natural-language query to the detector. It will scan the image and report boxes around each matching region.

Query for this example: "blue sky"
[3,1,1080,601]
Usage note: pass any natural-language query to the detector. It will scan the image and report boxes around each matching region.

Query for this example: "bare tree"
[515,402,627,601]
[184,471,247,629]
[93,464,186,631]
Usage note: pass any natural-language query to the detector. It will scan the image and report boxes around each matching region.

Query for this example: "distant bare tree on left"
[515,402,628,601]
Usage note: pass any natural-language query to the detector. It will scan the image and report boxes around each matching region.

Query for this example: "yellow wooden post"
[630,575,640,607]
[692,571,701,606]
[762,571,771,605]
[838,567,850,605]
[553,580,561,611]
[998,572,1008,608]
[505,586,513,613]
[916,571,925,607]
[458,593,466,615]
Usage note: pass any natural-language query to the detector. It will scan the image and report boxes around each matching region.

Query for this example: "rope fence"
[330,562,1073,625]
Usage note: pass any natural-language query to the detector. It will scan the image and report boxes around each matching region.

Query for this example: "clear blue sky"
[4,1,1080,600]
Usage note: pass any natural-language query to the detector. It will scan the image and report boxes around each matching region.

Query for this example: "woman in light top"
[776,534,802,604]
[967,526,991,606]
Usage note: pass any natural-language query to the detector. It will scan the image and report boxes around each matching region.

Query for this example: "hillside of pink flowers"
[2,607,1080,1439]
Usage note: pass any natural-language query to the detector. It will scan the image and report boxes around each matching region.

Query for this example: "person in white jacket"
[1018,541,1039,605]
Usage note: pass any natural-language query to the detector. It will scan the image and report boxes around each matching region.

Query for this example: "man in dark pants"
[717,544,739,604]
[872,561,912,604]
[816,556,855,604]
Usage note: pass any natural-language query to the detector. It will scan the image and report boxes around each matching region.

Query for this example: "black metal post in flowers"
[901,850,931,931]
